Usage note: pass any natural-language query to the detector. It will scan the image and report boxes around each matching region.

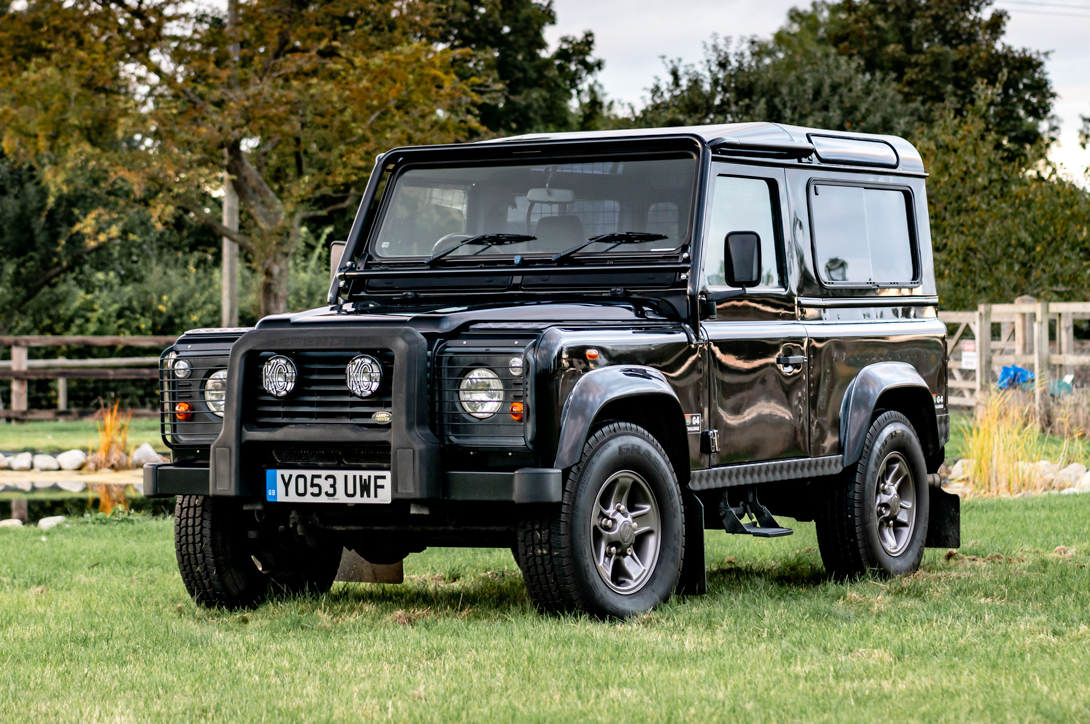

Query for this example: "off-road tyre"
[516,422,685,618]
[175,495,269,609]
[816,411,930,579]
[175,495,342,608]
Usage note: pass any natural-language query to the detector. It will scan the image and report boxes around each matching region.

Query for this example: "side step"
[720,487,793,538]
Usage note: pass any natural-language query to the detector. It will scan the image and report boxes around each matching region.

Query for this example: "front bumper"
[144,463,563,504]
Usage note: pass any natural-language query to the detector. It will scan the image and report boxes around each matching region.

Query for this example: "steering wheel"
[430,233,472,257]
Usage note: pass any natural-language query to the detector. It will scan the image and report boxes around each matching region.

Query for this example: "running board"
[719,487,793,538]
[689,455,843,490]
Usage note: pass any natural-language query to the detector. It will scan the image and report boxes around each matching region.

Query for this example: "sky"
[545,0,1090,183]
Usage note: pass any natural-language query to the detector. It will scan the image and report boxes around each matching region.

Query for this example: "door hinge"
[700,430,720,455]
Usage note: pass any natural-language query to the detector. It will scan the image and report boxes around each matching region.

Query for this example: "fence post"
[11,345,27,413]
[1059,311,1075,380]
[57,377,67,411]
[1034,301,1051,428]
[975,304,992,418]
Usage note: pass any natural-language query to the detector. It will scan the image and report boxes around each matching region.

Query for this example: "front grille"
[159,349,228,447]
[259,444,391,469]
[436,344,528,447]
[250,350,394,426]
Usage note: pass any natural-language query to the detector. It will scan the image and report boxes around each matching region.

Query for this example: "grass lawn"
[0,418,166,454]
[2,497,1088,722]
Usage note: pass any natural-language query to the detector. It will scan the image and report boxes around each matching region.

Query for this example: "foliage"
[0,0,480,317]
[775,0,1055,153]
[637,35,920,136]
[439,0,606,134]
[915,91,1090,308]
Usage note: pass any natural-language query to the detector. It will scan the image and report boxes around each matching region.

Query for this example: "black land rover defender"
[146,122,959,617]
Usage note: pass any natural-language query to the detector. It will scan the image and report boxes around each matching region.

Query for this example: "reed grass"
[961,389,1086,496]
[86,401,133,512]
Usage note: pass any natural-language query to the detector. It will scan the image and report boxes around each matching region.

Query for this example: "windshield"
[370,155,698,260]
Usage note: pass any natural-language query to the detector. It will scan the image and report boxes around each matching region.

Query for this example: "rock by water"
[56,449,88,471]
[130,443,163,466]
[10,452,33,471]
[32,454,60,471]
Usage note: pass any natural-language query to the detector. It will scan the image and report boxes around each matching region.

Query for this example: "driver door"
[701,163,809,465]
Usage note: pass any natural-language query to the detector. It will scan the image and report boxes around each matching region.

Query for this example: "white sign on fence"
[961,340,977,370]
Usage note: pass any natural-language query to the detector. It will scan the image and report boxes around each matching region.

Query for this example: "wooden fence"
[0,336,175,420]
[939,298,1090,422]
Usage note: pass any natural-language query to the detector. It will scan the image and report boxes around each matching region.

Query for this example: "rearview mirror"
[724,231,761,288]
[526,187,574,204]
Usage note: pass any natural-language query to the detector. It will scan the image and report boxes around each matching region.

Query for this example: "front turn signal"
[509,401,525,421]
[175,401,193,421]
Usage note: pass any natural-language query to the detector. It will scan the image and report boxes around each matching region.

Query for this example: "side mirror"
[724,231,761,288]
[329,240,347,283]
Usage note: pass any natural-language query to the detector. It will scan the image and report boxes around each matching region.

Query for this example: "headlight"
[345,355,381,398]
[459,368,503,419]
[262,355,296,398]
[173,358,192,379]
[203,369,228,417]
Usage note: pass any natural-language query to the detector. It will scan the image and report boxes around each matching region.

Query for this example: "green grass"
[2,498,1089,722]
[0,418,166,454]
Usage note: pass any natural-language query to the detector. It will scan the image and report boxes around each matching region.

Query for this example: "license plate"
[265,469,392,504]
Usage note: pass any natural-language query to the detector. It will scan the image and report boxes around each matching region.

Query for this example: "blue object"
[997,364,1034,390]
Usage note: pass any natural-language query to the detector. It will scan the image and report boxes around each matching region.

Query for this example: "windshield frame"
[357,142,703,268]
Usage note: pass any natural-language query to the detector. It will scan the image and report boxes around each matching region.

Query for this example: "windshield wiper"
[550,232,669,264]
[424,234,536,266]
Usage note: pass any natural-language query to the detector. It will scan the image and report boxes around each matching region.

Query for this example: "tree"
[438,0,605,134]
[636,36,920,136]
[916,91,1090,308]
[1,0,479,316]
[775,0,1055,152]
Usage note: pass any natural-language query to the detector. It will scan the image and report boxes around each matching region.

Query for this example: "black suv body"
[147,123,958,616]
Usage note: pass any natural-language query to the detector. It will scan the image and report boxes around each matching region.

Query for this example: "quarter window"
[706,176,782,288]
[810,184,916,285]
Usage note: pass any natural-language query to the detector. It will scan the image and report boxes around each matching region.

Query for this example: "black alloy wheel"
[816,411,930,579]
[516,422,685,618]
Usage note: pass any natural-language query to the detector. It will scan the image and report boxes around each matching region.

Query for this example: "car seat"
[534,214,585,254]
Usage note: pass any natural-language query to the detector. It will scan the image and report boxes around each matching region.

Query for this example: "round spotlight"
[345,355,382,398]
[173,358,192,379]
[203,369,228,417]
[459,368,503,419]
[508,356,524,375]
[262,355,296,398]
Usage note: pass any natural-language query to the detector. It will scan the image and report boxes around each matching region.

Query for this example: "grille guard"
[209,326,440,498]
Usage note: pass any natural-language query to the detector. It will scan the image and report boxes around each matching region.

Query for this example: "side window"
[810,183,916,285]
[705,175,782,288]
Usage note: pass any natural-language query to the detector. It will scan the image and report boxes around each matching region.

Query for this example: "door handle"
[776,355,806,367]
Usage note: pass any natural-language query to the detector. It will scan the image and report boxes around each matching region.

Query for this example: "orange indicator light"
[510,402,525,421]
[175,402,193,421]
[585,349,600,360]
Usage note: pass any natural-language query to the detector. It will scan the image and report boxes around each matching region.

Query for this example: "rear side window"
[809,183,917,286]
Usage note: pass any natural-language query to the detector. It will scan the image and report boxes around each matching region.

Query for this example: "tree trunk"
[259,254,290,318]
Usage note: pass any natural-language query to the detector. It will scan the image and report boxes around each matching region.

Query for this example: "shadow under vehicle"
[145,122,959,617]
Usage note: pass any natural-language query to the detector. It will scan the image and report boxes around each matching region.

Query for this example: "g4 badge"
[684,413,702,434]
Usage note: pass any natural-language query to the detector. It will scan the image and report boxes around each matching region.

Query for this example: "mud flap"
[335,548,404,583]
[925,487,961,549]
[676,493,707,595]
